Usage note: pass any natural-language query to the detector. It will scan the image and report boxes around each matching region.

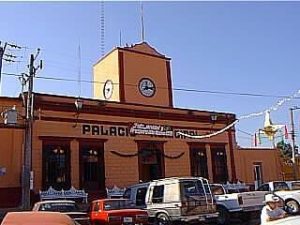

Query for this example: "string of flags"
[177,89,300,140]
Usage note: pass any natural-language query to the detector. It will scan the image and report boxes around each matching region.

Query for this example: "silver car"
[32,200,89,225]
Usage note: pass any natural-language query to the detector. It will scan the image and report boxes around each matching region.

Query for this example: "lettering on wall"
[82,124,134,137]
[130,123,173,137]
[82,124,203,139]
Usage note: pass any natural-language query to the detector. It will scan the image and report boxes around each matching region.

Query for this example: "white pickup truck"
[210,183,265,225]
[257,181,300,214]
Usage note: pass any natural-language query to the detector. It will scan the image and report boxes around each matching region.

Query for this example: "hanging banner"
[130,123,173,137]
[82,124,202,139]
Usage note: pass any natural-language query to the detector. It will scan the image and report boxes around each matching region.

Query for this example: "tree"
[277,140,293,162]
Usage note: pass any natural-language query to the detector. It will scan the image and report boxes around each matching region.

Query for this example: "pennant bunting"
[284,125,289,139]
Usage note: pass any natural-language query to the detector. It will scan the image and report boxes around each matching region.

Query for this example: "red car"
[89,199,148,225]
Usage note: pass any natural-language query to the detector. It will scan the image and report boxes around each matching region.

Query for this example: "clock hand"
[143,84,149,90]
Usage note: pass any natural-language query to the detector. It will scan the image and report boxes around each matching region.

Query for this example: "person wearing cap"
[260,193,287,224]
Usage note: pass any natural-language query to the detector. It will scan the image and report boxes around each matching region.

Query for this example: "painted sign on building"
[130,123,173,137]
[82,124,204,139]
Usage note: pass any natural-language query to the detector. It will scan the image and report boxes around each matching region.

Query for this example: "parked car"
[32,200,89,225]
[89,198,148,225]
[124,177,218,225]
[284,181,300,191]
[265,215,300,225]
[210,183,265,225]
[257,181,300,214]
[1,211,78,225]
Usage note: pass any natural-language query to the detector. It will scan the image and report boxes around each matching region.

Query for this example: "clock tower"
[93,42,173,107]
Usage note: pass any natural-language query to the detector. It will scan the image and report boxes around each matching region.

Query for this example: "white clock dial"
[103,80,114,100]
[139,78,156,97]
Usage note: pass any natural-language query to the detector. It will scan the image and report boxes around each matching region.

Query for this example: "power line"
[237,129,254,136]
[3,72,300,100]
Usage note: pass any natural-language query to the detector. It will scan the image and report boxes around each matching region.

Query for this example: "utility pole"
[290,107,300,180]
[0,41,21,95]
[21,49,42,209]
[0,42,7,95]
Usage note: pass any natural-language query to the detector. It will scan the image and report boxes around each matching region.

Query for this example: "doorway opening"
[138,141,165,182]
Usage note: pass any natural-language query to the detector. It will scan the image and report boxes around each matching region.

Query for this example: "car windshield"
[103,200,133,210]
[40,202,79,212]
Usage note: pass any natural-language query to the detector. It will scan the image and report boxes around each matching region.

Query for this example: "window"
[273,182,289,191]
[257,184,270,191]
[93,202,100,212]
[103,200,132,210]
[152,185,164,203]
[79,142,105,191]
[291,182,300,190]
[123,188,131,199]
[190,147,208,179]
[40,202,79,212]
[210,185,225,195]
[42,141,70,190]
[253,162,263,188]
[182,181,205,196]
[136,187,147,206]
[211,147,228,183]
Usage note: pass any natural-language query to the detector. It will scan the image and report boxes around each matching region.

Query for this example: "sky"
[1,1,300,148]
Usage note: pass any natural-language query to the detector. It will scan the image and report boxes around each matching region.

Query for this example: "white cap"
[264,194,280,203]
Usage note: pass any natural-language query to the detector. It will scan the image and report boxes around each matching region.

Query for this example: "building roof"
[33,92,236,126]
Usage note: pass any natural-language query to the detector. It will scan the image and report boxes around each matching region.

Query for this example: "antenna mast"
[140,1,145,42]
[100,0,105,56]
[78,42,81,97]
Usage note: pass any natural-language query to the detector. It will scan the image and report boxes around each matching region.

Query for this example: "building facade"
[0,42,283,207]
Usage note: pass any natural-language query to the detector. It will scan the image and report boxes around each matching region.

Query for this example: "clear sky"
[1,1,300,148]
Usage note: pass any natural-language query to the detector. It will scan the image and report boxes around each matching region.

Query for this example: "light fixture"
[75,98,83,111]
[210,113,218,122]
[89,149,98,156]
[73,98,83,128]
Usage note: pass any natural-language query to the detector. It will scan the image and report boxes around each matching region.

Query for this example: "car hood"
[263,215,300,225]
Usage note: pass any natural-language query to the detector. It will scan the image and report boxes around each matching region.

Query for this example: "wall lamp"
[73,98,83,128]
[75,98,83,111]
[210,113,218,122]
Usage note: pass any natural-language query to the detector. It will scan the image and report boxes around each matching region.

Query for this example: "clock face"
[139,78,156,97]
[103,80,114,100]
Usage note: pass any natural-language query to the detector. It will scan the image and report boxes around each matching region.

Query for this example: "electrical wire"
[237,129,254,137]
[2,71,300,142]
[3,72,299,100]
[177,89,300,139]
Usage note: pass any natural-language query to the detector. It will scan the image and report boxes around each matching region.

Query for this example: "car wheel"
[286,200,299,214]
[156,213,172,225]
[217,206,230,225]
